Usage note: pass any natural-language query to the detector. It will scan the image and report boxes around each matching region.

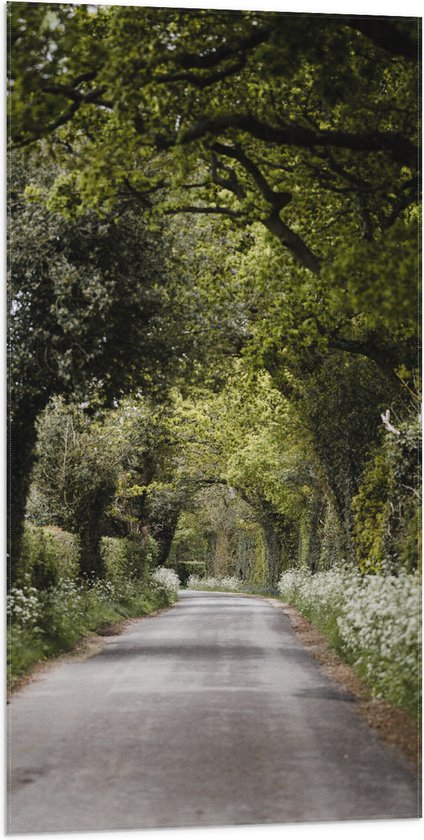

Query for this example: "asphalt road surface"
[8,590,419,833]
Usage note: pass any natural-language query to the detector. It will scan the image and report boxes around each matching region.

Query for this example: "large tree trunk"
[204,530,217,575]
[75,486,119,579]
[260,518,284,586]
[152,510,181,568]
[8,396,48,588]
[303,493,326,573]
[78,530,105,580]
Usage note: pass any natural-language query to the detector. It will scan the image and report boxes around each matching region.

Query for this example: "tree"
[92,371,311,583]
[8,153,224,579]
[28,399,120,577]
[28,394,196,576]
[104,397,192,567]
[10,6,420,443]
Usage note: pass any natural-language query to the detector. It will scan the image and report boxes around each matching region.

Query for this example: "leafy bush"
[277,567,347,640]
[101,535,157,582]
[45,526,81,578]
[40,579,92,650]
[18,523,80,588]
[278,567,421,715]
[336,574,421,715]
[352,415,421,574]
[7,584,42,627]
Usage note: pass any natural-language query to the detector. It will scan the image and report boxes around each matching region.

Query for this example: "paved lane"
[8,590,419,832]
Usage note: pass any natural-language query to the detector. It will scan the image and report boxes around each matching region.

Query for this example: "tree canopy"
[8,3,421,586]
[10,4,420,373]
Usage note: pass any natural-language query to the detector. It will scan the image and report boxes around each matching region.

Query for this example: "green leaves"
[10,8,419,249]
[9,8,421,583]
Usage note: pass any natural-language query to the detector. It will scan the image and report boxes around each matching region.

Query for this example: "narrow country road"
[9,590,419,833]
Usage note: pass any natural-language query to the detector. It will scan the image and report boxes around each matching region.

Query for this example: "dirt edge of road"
[268,597,421,772]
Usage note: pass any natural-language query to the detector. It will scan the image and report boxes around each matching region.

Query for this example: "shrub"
[220,575,244,592]
[8,555,176,684]
[277,567,348,641]
[40,579,91,649]
[352,415,421,574]
[7,584,42,629]
[101,535,157,582]
[18,523,80,588]
[336,574,421,715]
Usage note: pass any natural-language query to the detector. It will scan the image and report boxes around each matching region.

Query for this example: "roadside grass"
[277,568,421,718]
[7,575,178,687]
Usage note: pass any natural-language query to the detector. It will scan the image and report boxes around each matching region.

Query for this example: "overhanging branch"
[165,205,242,218]
[175,114,417,168]
[154,56,247,89]
[212,141,321,273]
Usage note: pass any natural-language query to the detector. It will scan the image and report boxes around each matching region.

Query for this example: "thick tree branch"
[42,84,112,108]
[212,141,321,274]
[172,114,417,167]
[213,142,292,211]
[120,178,167,208]
[264,213,321,275]
[306,151,376,193]
[165,205,242,218]
[211,154,246,200]
[13,101,81,147]
[301,314,416,374]
[327,336,413,378]
[154,56,247,89]
[173,25,272,70]
[70,71,99,86]
[150,23,273,88]
[13,84,112,147]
